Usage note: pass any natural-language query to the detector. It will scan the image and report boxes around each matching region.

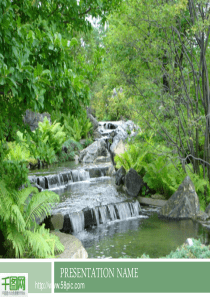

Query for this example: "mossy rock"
[151,194,166,200]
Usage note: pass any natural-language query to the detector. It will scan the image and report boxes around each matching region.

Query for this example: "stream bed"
[29,160,210,258]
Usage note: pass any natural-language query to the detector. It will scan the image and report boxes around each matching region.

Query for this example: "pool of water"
[77,210,210,258]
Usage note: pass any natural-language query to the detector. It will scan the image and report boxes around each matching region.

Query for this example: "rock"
[109,138,126,167]
[93,130,102,140]
[151,194,166,200]
[205,203,210,214]
[138,197,166,207]
[79,139,109,163]
[111,139,126,156]
[125,168,144,197]
[83,207,97,228]
[86,164,115,178]
[94,156,111,163]
[186,238,194,247]
[112,125,128,143]
[86,106,96,117]
[159,176,200,219]
[86,109,98,130]
[23,109,51,131]
[74,155,79,163]
[51,214,64,230]
[196,211,210,221]
[115,166,126,186]
[34,183,42,192]
[121,120,135,134]
[62,146,68,153]
[79,139,86,146]
[52,231,88,259]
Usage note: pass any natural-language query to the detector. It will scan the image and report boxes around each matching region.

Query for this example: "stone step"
[138,197,167,207]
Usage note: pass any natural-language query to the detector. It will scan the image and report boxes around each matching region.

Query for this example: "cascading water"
[71,169,90,182]
[28,120,210,258]
[69,211,85,234]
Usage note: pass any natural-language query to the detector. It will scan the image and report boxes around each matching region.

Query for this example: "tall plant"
[0,181,64,258]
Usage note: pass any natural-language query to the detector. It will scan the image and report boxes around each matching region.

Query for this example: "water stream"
[29,160,210,258]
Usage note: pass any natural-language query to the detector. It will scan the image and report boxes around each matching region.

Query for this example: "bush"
[0,180,64,258]
[5,118,67,167]
[51,109,93,142]
[1,160,29,190]
[29,129,58,165]
[164,239,210,259]
[114,137,210,208]
[57,138,83,162]
[37,117,66,154]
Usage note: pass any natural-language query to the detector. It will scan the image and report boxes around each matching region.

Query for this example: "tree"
[0,0,121,142]
[97,0,210,181]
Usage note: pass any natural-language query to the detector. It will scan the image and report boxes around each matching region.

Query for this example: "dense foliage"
[51,109,93,142]
[115,136,210,210]
[0,0,121,258]
[91,0,210,181]
[0,180,64,258]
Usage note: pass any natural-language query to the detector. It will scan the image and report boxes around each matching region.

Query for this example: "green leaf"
[70,37,78,46]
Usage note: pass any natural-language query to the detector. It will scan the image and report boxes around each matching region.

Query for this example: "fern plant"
[114,142,152,175]
[64,116,83,142]
[38,117,66,154]
[29,129,57,165]
[0,180,64,258]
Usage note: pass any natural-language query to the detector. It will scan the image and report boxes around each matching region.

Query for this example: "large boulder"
[110,139,126,156]
[125,168,144,197]
[52,231,88,259]
[79,139,109,163]
[23,109,51,131]
[159,176,200,219]
[115,166,126,186]
[86,107,98,130]
[93,130,102,140]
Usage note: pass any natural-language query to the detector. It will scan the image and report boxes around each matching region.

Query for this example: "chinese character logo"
[2,276,25,291]
[0,274,28,297]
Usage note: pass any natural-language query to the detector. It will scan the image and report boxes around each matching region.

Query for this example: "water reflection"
[76,212,210,259]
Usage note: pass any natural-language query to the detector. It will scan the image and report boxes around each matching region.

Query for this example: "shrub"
[51,109,93,142]
[29,129,57,165]
[114,137,210,208]
[0,180,64,258]
[1,160,29,190]
[164,239,210,259]
[37,117,66,154]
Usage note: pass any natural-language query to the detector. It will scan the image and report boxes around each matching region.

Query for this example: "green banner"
[0,262,51,293]
[54,261,210,293]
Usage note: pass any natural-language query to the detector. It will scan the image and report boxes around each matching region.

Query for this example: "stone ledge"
[52,231,88,259]
[138,197,167,207]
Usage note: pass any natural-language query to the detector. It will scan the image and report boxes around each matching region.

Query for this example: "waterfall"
[107,204,118,221]
[69,211,85,233]
[114,202,133,220]
[47,175,60,189]
[130,201,141,217]
[71,169,90,182]
[66,201,141,234]
[98,205,109,224]
[28,164,113,191]
[93,208,100,226]
[37,176,47,189]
